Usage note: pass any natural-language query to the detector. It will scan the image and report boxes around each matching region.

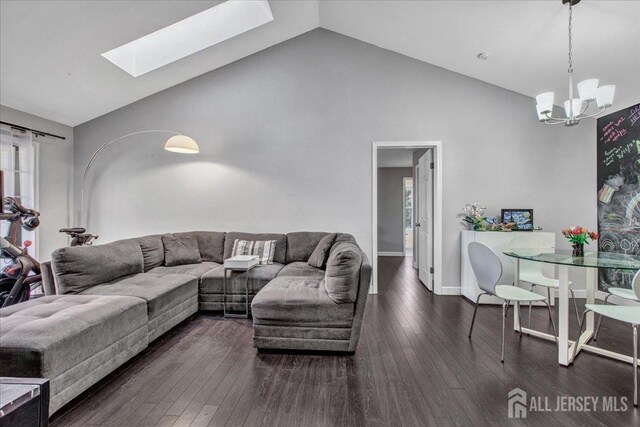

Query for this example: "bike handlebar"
[2,197,40,231]
[4,197,40,218]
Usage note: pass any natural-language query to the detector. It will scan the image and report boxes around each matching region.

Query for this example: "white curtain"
[0,123,37,257]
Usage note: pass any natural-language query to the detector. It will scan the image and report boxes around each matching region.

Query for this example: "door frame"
[371,141,443,295]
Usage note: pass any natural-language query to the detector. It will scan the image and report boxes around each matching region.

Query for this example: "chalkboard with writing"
[597,102,640,291]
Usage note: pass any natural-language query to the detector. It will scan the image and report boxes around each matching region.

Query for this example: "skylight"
[102,0,274,77]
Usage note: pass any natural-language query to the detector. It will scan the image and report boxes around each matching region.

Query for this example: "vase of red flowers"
[562,226,598,257]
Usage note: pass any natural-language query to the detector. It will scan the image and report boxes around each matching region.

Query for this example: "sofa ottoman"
[0,295,148,415]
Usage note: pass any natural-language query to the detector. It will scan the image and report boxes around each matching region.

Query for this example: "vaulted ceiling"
[1,1,638,127]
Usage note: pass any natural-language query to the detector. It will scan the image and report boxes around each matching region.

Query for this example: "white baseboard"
[438,286,462,296]
[378,251,405,257]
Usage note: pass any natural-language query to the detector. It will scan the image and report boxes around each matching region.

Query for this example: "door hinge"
[430,267,434,274]
[430,162,434,169]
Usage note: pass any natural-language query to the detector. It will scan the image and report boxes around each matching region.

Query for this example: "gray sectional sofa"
[0,231,371,415]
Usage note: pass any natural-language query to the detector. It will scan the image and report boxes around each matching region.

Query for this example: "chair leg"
[468,293,485,338]
[594,293,613,342]
[634,325,638,407]
[502,301,510,363]
[569,288,581,328]
[572,310,590,364]
[528,284,535,327]
[516,302,522,337]
[547,287,553,320]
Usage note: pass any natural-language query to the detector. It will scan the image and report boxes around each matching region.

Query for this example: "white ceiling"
[377,149,416,168]
[320,0,640,112]
[1,1,638,127]
[0,1,319,126]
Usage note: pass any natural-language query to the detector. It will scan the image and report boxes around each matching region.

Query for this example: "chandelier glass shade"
[535,1,615,126]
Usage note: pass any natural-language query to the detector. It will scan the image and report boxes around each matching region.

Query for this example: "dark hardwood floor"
[51,256,639,426]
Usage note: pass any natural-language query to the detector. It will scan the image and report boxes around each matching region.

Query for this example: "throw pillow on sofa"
[307,233,337,269]
[231,239,276,265]
[324,239,362,303]
[162,233,202,266]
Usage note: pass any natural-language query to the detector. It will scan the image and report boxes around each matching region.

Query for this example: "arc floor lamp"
[79,130,199,226]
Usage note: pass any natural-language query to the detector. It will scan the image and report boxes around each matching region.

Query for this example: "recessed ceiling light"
[477,52,490,60]
[102,0,274,77]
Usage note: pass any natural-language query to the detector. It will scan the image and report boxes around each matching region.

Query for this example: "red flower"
[589,231,599,240]
[572,228,583,236]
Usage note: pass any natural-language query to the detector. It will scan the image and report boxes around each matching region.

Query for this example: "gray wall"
[0,105,74,260]
[377,167,412,253]
[73,29,596,292]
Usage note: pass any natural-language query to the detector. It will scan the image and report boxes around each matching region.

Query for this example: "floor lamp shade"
[164,135,199,153]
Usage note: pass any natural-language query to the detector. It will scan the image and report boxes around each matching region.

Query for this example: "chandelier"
[535,0,615,126]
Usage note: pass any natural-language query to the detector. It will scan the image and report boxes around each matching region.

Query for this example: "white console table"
[460,230,555,304]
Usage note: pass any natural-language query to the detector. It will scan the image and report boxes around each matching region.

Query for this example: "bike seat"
[60,227,86,234]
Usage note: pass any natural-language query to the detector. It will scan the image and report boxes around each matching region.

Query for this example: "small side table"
[0,377,49,426]
[223,264,255,318]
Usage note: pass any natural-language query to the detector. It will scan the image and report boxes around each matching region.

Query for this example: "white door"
[417,150,433,290]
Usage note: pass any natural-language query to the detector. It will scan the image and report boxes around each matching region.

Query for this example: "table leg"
[513,258,520,332]
[585,268,596,332]
[558,265,569,366]
[245,273,249,317]
[223,268,227,317]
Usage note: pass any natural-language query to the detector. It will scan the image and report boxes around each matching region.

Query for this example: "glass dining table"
[503,248,640,366]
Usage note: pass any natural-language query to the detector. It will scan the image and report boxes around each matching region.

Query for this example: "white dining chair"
[594,274,640,341]
[508,236,582,327]
[467,242,558,362]
[572,270,640,406]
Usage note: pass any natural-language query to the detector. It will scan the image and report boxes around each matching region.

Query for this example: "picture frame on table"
[501,209,534,231]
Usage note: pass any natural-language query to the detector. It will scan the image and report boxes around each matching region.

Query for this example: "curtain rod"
[0,120,66,140]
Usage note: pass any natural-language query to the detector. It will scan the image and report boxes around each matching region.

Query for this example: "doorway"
[372,141,442,295]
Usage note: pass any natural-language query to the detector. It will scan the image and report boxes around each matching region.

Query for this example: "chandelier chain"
[568,2,573,74]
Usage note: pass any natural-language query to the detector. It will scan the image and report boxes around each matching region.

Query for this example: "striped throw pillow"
[231,239,277,265]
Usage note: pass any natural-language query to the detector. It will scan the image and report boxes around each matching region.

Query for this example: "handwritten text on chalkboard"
[600,116,627,144]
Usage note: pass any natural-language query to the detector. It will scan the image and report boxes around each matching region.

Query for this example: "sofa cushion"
[79,273,198,321]
[324,236,362,303]
[148,262,220,278]
[307,233,337,269]
[285,232,331,263]
[175,231,225,263]
[277,262,325,280]
[251,277,354,327]
[162,233,202,266]
[136,234,165,272]
[199,263,284,295]
[0,294,147,380]
[224,232,286,264]
[51,240,144,294]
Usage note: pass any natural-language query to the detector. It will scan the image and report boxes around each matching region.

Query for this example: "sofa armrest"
[40,261,57,295]
[348,251,372,352]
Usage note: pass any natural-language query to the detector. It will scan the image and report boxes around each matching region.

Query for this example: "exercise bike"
[0,197,42,308]
[59,227,98,246]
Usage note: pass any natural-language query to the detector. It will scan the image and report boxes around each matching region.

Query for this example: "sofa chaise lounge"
[0,231,371,415]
